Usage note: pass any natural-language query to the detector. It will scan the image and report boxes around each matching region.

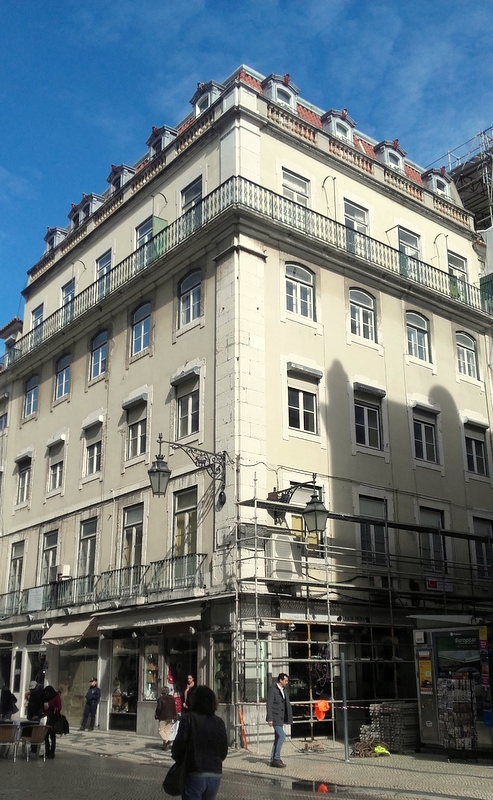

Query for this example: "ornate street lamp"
[148,433,172,497]
[301,492,329,535]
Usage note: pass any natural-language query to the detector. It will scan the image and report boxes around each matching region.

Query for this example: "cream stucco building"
[0,66,492,747]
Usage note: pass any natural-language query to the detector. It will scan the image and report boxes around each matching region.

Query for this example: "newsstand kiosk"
[414,625,493,755]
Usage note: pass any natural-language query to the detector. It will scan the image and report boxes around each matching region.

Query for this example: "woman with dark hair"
[42,685,61,759]
[171,685,228,800]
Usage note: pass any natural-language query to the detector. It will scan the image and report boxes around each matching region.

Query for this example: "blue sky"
[1,0,493,329]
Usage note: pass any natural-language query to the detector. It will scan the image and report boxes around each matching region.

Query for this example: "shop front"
[414,623,493,753]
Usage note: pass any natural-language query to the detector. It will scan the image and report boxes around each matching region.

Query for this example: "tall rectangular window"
[136,218,153,269]
[48,441,64,492]
[465,425,488,476]
[32,304,43,345]
[122,504,143,567]
[282,168,309,206]
[413,409,438,463]
[181,177,202,233]
[41,531,58,584]
[398,228,420,275]
[174,488,198,585]
[9,541,24,593]
[79,519,97,577]
[420,507,446,573]
[0,412,7,432]
[472,518,493,580]
[62,279,75,324]
[177,381,199,439]
[354,390,382,449]
[288,386,317,433]
[359,496,387,566]
[126,403,147,459]
[24,375,38,417]
[350,289,376,341]
[84,423,102,476]
[17,458,31,504]
[285,264,314,320]
[96,251,112,299]
[344,200,369,257]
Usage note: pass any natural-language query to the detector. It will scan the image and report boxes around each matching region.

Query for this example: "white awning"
[97,608,200,631]
[42,617,97,646]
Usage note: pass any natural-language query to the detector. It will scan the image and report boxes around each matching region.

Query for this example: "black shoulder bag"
[162,715,195,796]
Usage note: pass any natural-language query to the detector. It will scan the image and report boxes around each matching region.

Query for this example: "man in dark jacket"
[155,687,177,750]
[266,673,293,768]
[79,678,101,731]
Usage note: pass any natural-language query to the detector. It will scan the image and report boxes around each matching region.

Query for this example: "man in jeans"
[266,673,293,768]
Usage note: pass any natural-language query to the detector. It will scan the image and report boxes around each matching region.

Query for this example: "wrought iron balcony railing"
[0,556,208,619]
[1,177,489,371]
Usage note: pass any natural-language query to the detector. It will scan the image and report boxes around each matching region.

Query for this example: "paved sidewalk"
[56,729,493,800]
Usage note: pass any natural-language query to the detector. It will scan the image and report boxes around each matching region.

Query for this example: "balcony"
[1,176,489,371]
[0,555,207,620]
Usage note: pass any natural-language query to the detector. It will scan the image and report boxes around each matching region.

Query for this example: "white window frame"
[61,279,75,324]
[472,517,493,580]
[48,441,64,494]
[8,541,24,593]
[359,495,388,567]
[78,518,97,578]
[17,459,31,505]
[84,423,102,478]
[464,425,488,476]
[136,218,153,269]
[398,228,420,270]
[41,531,58,584]
[32,304,43,344]
[122,504,143,568]
[350,288,376,341]
[131,302,151,357]
[55,354,71,400]
[288,384,317,434]
[354,391,382,450]
[406,311,431,362]
[96,251,112,300]
[177,385,199,440]
[413,408,439,464]
[90,330,108,380]
[456,332,478,379]
[24,375,38,417]
[178,270,202,329]
[181,177,203,233]
[125,401,148,462]
[285,263,314,320]
[419,507,447,574]
[282,168,309,206]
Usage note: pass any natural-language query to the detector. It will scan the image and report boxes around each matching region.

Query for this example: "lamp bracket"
[267,475,318,505]
[166,441,226,488]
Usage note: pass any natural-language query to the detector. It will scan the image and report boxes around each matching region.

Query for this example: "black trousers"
[45,728,56,756]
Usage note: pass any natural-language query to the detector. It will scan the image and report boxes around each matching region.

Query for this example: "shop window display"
[144,639,160,701]
[110,635,139,730]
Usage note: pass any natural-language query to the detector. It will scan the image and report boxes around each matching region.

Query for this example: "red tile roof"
[297,104,322,128]
[404,165,424,185]
[354,136,376,159]
[237,70,263,93]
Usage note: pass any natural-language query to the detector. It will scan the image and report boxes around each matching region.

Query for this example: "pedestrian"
[26,680,44,721]
[79,677,101,731]
[266,673,293,768]
[155,687,177,750]
[182,674,196,713]
[0,686,17,720]
[42,685,61,759]
[171,685,228,800]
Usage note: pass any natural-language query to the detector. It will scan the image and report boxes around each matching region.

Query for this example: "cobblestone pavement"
[50,730,493,800]
[3,731,492,800]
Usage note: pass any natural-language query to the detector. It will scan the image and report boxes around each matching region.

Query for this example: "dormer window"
[44,227,67,253]
[321,109,356,145]
[146,125,177,157]
[107,164,135,193]
[190,80,224,119]
[374,139,406,172]
[261,73,299,112]
[422,169,451,199]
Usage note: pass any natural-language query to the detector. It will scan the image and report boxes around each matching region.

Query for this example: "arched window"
[90,330,108,379]
[131,303,151,356]
[55,354,71,399]
[178,271,201,328]
[406,312,430,362]
[285,264,314,320]
[24,375,38,417]
[350,289,376,341]
[456,332,478,378]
